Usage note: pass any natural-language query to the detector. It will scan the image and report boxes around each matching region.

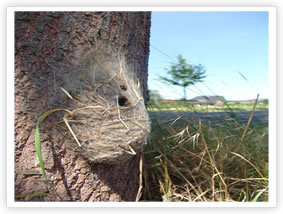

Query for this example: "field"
[148,101,268,112]
[142,101,269,202]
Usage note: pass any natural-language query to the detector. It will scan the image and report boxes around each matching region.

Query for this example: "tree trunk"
[14,11,151,201]
[183,87,187,100]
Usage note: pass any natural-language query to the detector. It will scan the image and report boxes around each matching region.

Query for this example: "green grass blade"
[35,109,65,179]
[252,187,268,202]
[35,127,47,179]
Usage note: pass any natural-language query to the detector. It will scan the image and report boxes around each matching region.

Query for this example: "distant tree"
[148,89,162,105]
[263,99,269,105]
[159,55,206,100]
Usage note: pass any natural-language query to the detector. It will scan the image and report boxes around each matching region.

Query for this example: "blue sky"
[148,11,269,100]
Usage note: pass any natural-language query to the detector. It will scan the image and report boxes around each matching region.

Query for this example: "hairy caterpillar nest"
[61,51,151,164]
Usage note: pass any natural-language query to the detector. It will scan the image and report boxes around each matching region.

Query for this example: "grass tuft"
[142,102,268,202]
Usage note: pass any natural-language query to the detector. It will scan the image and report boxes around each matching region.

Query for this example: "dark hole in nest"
[118,96,128,106]
[120,84,127,91]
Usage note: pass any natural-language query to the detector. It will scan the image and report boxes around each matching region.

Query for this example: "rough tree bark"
[14,11,151,201]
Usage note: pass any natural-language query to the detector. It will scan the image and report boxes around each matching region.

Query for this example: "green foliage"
[159,55,206,100]
[263,99,269,105]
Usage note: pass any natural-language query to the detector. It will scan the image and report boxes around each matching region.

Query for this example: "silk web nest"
[60,51,151,164]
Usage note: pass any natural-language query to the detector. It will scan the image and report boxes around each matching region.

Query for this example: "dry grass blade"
[200,126,227,192]
[230,152,267,184]
[63,115,81,147]
[165,157,202,199]
[193,189,211,202]
[128,145,136,155]
[231,94,259,152]
[168,116,182,128]
[60,87,73,100]
[136,155,143,201]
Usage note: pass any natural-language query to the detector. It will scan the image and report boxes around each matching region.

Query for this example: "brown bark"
[14,11,151,201]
